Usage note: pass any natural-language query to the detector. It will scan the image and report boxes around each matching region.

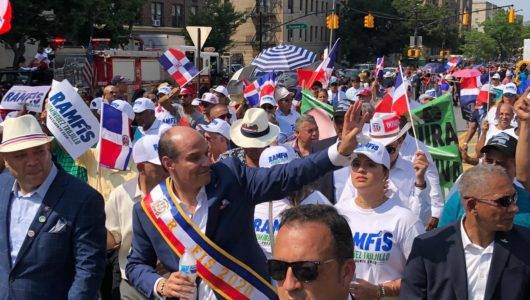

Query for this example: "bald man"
[103,85,117,103]
[126,103,368,299]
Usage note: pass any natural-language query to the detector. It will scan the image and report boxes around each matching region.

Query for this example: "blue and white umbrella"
[251,44,316,72]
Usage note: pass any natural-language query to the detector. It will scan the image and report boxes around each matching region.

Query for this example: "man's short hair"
[295,114,317,131]
[280,205,353,263]
[459,164,509,199]
[158,129,180,162]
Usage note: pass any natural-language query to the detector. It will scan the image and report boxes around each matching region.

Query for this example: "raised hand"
[338,100,370,156]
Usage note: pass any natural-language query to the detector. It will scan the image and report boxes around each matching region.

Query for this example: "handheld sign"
[1,85,51,112]
[46,80,100,159]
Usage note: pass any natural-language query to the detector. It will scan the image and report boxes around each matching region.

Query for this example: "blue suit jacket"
[400,221,530,300]
[126,148,338,298]
[0,167,106,300]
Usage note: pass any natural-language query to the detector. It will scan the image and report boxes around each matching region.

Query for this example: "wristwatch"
[378,284,386,298]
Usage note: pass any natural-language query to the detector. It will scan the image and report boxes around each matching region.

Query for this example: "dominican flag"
[460,76,481,107]
[243,80,260,107]
[0,0,12,35]
[159,48,199,87]
[314,38,340,88]
[256,72,276,99]
[375,57,384,79]
[99,103,132,171]
[446,56,461,73]
[391,67,409,116]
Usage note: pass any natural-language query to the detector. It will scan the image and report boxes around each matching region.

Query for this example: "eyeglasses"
[385,145,397,155]
[267,258,335,283]
[473,193,517,208]
[216,113,232,120]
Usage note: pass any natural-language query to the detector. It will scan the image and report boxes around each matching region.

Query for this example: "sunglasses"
[267,258,335,283]
[217,113,232,120]
[473,193,517,208]
[385,145,397,155]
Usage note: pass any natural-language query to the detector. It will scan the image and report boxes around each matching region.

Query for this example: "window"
[310,0,313,12]
[321,1,325,13]
[316,0,318,14]
[321,26,324,41]
[288,0,293,13]
[305,0,308,14]
[171,4,184,27]
[151,2,163,26]
[288,29,293,42]
[325,2,328,12]
[304,28,307,42]
[300,0,303,12]
[310,26,313,42]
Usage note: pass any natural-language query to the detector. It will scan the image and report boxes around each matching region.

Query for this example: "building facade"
[230,0,332,65]
[471,0,498,31]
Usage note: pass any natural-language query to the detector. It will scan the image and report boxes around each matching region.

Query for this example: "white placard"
[1,85,51,112]
[46,80,100,159]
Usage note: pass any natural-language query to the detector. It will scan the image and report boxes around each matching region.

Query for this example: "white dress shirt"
[460,218,494,300]
[154,143,352,299]
[9,164,58,265]
[399,133,443,218]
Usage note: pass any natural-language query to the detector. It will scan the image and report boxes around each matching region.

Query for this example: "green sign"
[412,94,462,191]
[286,23,307,30]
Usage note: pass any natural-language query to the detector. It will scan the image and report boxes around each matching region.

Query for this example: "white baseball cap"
[110,100,135,120]
[197,118,230,140]
[274,86,290,101]
[260,95,277,107]
[191,98,201,106]
[353,141,391,169]
[90,97,102,110]
[492,73,501,80]
[157,86,172,95]
[503,82,517,96]
[133,97,156,113]
[132,135,161,165]
[259,145,297,168]
[506,70,513,77]
[200,92,219,105]
[213,85,229,98]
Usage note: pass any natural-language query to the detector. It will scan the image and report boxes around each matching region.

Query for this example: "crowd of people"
[0,61,529,300]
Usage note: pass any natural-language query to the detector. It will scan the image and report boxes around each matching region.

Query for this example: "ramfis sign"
[46,80,100,159]
[1,85,51,112]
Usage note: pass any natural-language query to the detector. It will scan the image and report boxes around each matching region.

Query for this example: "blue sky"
[488,0,529,21]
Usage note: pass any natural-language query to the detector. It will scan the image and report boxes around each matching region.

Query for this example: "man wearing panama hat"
[0,115,106,299]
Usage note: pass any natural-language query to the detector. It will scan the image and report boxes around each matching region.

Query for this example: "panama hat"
[230,108,279,148]
[0,115,54,153]
[367,112,412,146]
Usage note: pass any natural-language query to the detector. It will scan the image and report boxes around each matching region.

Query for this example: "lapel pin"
[38,216,46,223]
[500,238,508,243]
[27,230,35,237]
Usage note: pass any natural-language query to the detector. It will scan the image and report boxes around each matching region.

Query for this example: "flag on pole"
[243,80,260,107]
[459,76,481,121]
[297,68,325,89]
[312,38,340,88]
[256,72,276,99]
[391,68,409,116]
[300,89,334,116]
[159,48,199,87]
[375,57,384,79]
[0,0,12,35]
[445,56,461,73]
[374,93,393,113]
[99,103,132,171]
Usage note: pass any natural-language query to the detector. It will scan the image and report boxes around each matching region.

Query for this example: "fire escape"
[251,0,281,52]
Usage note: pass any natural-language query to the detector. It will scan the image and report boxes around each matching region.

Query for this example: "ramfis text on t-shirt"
[254,218,281,248]
[353,231,393,264]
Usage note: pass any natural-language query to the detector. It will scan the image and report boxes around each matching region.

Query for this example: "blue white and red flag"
[159,48,199,87]
[98,103,132,171]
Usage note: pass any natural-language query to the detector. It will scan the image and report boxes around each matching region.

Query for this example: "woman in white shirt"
[253,145,330,259]
[335,141,424,299]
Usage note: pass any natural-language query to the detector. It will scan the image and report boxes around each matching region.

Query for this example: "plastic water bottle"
[179,249,198,298]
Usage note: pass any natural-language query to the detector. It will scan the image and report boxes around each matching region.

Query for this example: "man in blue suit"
[126,104,368,299]
[0,115,106,299]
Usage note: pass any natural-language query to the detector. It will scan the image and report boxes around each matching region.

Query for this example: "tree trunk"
[10,37,26,68]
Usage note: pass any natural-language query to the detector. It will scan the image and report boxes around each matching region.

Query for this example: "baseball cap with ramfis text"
[353,141,391,169]
[198,118,231,140]
[133,135,161,165]
[133,97,156,113]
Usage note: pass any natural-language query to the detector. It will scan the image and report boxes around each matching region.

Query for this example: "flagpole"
[486,72,491,113]
[400,61,420,151]
[96,103,104,193]
[182,67,207,88]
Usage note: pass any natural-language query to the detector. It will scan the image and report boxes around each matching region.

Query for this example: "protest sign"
[1,85,50,112]
[46,80,99,159]
[412,94,462,191]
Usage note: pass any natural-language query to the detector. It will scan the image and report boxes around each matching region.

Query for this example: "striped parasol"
[251,44,316,72]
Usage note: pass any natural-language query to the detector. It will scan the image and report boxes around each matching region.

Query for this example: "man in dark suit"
[0,115,106,299]
[126,103,367,299]
[400,164,530,300]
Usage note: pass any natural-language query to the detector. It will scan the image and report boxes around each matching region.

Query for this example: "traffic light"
[439,50,450,57]
[507,7,516,24]
[364,13,374,28]
[326,14,339,30]
[462,10,470,26]
[408,48,421,58]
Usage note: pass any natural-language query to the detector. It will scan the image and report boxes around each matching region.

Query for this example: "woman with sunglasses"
[335,141,424,299]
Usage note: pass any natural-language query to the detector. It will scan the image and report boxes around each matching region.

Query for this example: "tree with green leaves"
[187,0,244,54]
[460,30,499,62]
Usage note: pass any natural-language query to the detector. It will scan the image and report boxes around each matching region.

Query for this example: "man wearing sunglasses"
[439,133,530,229]
[271,205,355,300]
[401,164,530,300]
[209,104,232,124]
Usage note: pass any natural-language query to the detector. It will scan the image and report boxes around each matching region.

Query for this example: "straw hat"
[367,112,412,146]
[230,108,279,148]
[0,114,54,153]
